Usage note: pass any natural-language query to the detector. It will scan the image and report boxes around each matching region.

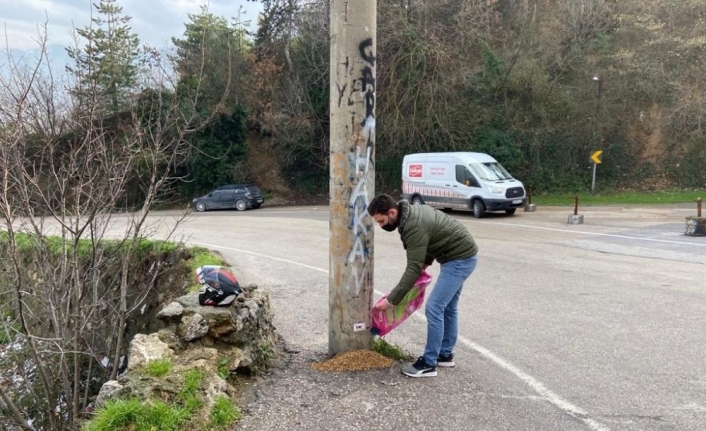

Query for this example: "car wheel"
[472,200,486,218]
[505,208,516,215]
[411,196,424,205]
[235,199,247,211]
[195,201,206,212]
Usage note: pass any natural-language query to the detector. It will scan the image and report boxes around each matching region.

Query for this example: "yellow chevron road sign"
[591,150,603,164]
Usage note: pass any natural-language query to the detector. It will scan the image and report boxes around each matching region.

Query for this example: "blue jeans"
[423,254,478,366]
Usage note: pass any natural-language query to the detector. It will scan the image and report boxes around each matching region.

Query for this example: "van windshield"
[468,162,513,181]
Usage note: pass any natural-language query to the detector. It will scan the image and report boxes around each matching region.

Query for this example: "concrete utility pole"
[329,0,377,355]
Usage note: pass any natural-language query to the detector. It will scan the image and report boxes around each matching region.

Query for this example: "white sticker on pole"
[353,323,366,332]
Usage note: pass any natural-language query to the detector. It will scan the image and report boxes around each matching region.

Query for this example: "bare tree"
[0,19,218,430]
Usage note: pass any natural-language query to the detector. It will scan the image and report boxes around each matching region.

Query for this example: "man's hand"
[374,298,393,311]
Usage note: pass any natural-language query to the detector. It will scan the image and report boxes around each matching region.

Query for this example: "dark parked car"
[192,184,264,212]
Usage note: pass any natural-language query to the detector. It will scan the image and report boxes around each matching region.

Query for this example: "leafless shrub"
[0,20,216,430]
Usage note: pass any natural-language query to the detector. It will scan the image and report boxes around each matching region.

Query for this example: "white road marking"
[193,243,330,274]
[476,221,706,247]
[200,209,705,247]
[193,241,610,431]
[416,310,611,431]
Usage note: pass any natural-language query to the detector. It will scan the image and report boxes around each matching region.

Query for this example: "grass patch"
[178,369,205,412]
[217,358,230,380]
[372,338,412,362]
[260,343,275,361]
[85,398,189,431]
[84,369,211,431]
[0,231,39,253]
[143,359,171,377]
[208,395,241,429]
[0,232,179,259]
[187,247,227,271]
[531,189,706,206]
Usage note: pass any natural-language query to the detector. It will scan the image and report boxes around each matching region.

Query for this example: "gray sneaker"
[402,356,437,378]
[437,353,455,367]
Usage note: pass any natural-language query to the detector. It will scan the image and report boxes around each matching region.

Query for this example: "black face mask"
[381,216,398,232]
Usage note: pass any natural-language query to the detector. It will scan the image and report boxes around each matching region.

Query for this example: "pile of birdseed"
[310,349,394,372]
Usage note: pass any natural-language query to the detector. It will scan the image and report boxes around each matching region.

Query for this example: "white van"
[401,152,526,217]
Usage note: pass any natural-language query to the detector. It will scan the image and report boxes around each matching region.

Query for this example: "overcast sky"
[0,0,263,52]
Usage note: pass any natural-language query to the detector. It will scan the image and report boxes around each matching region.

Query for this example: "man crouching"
[368,194,479,378]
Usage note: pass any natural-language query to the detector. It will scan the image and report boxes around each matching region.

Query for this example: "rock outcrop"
[94,285,277,409]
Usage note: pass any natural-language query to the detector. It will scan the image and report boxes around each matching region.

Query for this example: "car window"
[246,186,262,195]
[455,165,473,184]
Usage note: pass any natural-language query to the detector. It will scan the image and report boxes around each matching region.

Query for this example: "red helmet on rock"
[195,266,242,306]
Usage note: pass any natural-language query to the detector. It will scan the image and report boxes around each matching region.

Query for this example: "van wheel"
[472,200,486,218]
[235,200,247,211]
[505,208,516,215]
[411,196,424,205]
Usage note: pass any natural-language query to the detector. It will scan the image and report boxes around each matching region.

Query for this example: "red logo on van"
[409,164,423,178]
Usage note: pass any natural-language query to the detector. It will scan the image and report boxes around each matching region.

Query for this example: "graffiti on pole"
[346,37,375,297]
[358,38,376,148]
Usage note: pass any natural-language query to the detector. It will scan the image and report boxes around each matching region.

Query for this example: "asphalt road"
[147,204,705,430]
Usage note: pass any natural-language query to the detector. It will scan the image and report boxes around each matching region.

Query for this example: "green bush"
[177,106,250,199]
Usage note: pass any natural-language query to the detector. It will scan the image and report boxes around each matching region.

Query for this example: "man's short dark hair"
[368,194,397,216]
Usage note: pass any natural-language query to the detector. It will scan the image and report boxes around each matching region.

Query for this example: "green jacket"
[387,200,478,305]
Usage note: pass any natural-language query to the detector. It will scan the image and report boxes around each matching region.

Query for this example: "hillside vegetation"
[2,0,705,204]
[249,0,706,197]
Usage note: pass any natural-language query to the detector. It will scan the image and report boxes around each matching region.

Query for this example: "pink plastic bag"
[370,271,433,337]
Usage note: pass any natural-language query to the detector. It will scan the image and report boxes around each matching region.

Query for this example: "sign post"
[590,150,603,193]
